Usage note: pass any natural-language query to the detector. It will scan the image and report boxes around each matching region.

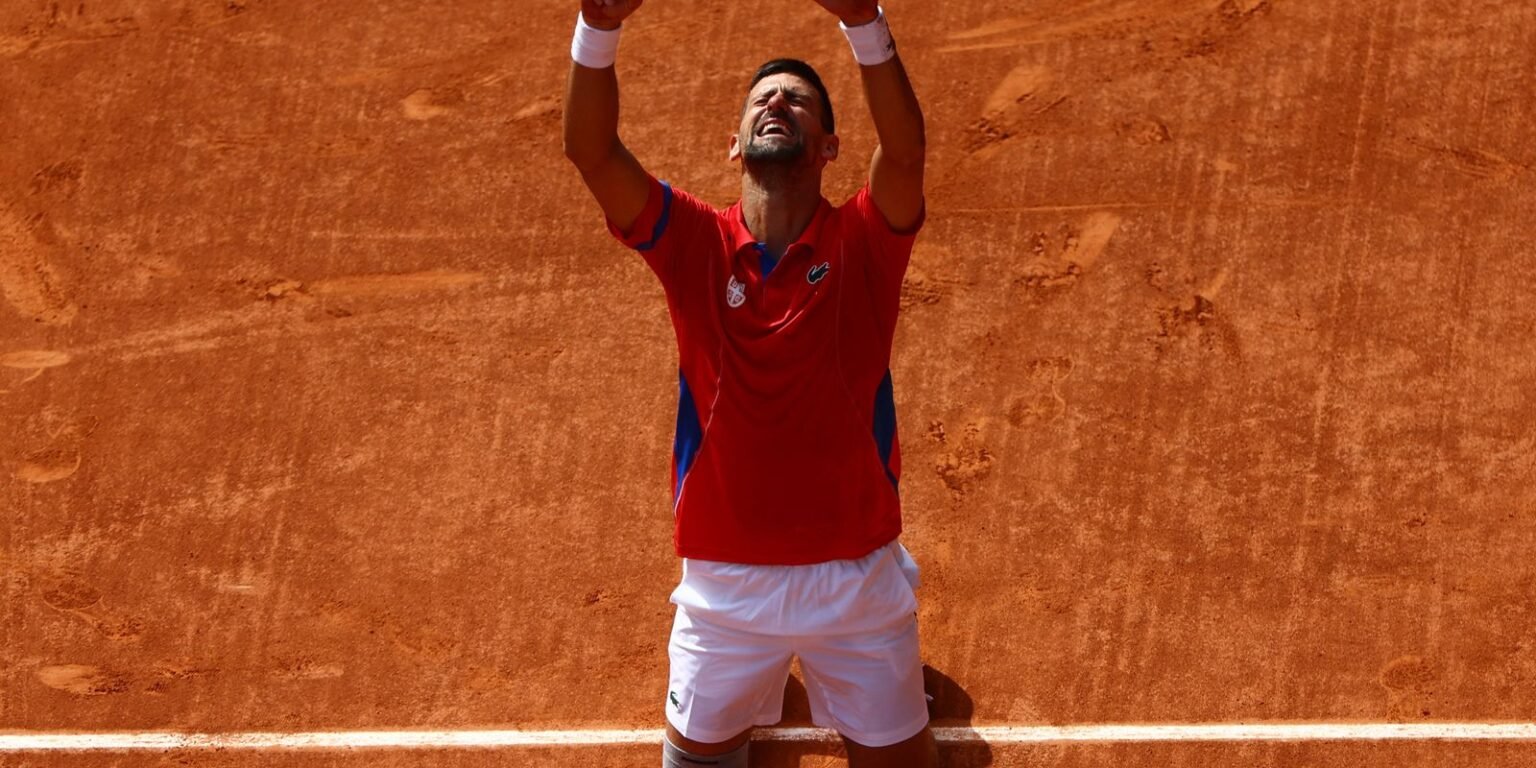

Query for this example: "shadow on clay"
[923,664,995,768]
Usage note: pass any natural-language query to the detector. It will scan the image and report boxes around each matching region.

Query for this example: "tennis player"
[564,1,932,765]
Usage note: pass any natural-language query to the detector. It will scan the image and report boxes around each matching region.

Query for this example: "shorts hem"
[826,711,931,749]
[664,710,777,746]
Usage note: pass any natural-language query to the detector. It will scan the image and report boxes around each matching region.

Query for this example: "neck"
[740,162,823,259]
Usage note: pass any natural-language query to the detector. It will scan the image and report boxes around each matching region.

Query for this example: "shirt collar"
[725,197,833,255]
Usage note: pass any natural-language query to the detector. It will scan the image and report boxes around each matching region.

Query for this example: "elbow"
[904,121,928,164]
[561,120,595,169]
[884,119,926,168]
[563,136,595,172]
[884,139,926,171]
[562,134,614,176]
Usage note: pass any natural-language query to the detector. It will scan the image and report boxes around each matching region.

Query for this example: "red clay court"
[3,0,1535,766]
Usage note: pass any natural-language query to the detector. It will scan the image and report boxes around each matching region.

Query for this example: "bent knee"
[664,722,751,756]
[842,725,938,768]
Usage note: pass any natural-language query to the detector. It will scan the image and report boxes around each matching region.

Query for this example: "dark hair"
[747,58,834,134]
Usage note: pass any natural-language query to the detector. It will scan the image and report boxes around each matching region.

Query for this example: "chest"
[723,242,842,330]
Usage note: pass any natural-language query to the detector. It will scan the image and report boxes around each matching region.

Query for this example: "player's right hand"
[581,0,643,30]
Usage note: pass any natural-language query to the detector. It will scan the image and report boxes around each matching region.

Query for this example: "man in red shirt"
[564,1,932,766]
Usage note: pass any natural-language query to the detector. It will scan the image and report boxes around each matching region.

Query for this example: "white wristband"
[571,12,621,69]
[840,7,895,66]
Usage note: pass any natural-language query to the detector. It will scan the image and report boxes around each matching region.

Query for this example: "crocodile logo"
[669,691,682,711]
[807,261,831,285]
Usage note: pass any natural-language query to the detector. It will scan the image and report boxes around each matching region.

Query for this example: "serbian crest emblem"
[725,274,746,308]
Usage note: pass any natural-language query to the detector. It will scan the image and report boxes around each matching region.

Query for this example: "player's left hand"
[810,0,879,26]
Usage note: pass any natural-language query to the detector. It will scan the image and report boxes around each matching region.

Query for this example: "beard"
[742,134,806,163]
[741,113,807,164]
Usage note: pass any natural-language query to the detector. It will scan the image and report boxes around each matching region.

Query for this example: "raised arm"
[815,1,926,232]
[563,0,651,233]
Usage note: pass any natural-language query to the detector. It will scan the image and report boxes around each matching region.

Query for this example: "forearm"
[831,4,924,228]
[858,52,925,167]
[562,59,624,171]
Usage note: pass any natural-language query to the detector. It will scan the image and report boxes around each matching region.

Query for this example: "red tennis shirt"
[609,176,922,565]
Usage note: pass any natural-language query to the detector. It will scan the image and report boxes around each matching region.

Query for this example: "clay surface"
[3,0,1534,765]
[10,742,1536,768]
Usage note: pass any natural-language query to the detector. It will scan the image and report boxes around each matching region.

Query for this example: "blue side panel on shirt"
[873,369,899,490]
[635,182,674,252]
[674,369,704,499]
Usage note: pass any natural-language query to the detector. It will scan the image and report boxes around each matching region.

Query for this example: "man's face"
[734,73,832,165]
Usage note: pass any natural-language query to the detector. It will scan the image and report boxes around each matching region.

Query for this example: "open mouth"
[756,117,795,138]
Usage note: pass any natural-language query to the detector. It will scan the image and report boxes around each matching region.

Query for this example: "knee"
[662,732,749,767]
[842,726,937,768]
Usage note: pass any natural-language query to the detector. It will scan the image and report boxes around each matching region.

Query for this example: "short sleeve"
[846,183,925,293]
[606,176,719,287]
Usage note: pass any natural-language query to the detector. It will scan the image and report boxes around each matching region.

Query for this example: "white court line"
[3,724,1536,751]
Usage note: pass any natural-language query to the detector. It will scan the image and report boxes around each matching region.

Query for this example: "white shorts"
[664,541,928,747]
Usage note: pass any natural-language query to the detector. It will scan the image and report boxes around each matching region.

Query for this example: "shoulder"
[610,178,728,251]
[837,184,925,238]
